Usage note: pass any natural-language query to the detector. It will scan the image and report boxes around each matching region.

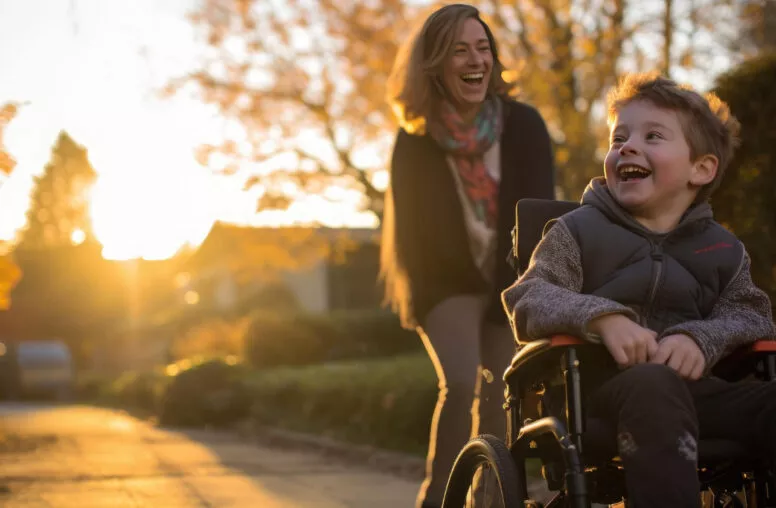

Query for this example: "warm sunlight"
[90,169,215,261]
[84,119,220,261]
[0,1,383,260]
[70,228,86,245]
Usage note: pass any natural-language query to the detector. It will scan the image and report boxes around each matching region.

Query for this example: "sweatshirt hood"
[580,177,713,236]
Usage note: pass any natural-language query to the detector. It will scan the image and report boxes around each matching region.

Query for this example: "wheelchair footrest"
[515,417,588,503]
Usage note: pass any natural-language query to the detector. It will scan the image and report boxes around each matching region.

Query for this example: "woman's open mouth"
[460,72,485,86]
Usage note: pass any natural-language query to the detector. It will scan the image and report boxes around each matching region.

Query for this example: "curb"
[231,422,550,494]
[233,421,426,482]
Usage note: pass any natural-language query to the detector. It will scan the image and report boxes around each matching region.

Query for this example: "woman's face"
[441,18,493,119]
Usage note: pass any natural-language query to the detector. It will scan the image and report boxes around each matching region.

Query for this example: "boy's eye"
[646,131,663,140]
[611,136,625,144]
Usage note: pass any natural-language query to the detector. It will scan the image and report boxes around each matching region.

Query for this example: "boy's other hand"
[650,334,706,380]
[587,314,658,368]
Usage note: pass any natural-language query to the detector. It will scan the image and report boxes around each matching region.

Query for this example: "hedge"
[245,352,437,455]
[243,309,421,368]
[81,369,169,414]
[159,358,252,427]
[84,352,440,456]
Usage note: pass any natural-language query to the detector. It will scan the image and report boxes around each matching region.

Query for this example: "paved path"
[0,403,419,507]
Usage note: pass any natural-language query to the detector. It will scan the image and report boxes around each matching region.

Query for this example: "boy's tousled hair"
[606,72,741,202]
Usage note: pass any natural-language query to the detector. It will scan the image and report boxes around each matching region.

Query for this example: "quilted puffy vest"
[562,186,744,334]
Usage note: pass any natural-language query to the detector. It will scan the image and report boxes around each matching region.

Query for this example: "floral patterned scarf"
[428,96,503,228]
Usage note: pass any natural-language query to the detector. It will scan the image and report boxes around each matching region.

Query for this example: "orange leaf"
[0,255,22,310]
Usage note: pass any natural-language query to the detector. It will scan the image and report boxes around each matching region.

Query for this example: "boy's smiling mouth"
[617,164,652,182]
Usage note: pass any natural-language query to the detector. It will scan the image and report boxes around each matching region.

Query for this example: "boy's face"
[604,100,716,221]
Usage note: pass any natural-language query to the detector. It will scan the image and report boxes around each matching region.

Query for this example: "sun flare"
[89,170,215,261]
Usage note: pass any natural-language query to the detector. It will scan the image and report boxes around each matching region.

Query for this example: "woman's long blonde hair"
[386,3,513,134]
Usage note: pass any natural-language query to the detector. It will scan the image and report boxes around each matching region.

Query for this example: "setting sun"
[0,1,383,260]
[70,228,86,245]
[89,169,215,261]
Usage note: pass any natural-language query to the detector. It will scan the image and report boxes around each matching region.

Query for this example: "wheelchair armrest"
[712,339,776,382]
[506,337,776,386]
[504,335,594,385]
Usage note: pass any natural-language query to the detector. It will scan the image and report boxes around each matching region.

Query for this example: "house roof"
[182,222,379,275]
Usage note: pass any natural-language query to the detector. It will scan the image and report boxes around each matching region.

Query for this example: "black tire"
[442,434,525,508]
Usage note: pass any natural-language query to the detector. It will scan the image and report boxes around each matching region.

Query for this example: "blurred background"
[0,0,774,462]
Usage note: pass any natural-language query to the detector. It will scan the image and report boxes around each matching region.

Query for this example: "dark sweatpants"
[586,363,776,508]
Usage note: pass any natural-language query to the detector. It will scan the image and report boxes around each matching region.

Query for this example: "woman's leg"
[465,322,517,506]
[477,322,517,439]
[415,295,485,508]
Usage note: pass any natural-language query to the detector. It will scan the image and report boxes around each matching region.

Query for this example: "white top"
[446,140,501,284]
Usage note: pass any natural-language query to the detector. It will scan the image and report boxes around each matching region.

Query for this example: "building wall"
[327,243,381,311]
[280,260,329,314]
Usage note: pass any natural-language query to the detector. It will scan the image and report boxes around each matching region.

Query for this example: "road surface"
[0,403,419,507]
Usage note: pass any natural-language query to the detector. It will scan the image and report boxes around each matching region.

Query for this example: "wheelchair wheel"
[442,434,525,508]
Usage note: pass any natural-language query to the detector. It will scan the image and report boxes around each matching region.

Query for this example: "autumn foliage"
[0,102,22,309]
[174,0,754,211]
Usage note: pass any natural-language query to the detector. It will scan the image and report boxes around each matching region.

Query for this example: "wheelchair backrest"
[513,199,580,275]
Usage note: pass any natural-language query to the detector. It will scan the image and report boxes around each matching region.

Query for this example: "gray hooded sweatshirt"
[501,177,775,369]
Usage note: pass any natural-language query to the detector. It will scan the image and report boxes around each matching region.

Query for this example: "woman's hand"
[650,334,706,381]
[587,314,659,368]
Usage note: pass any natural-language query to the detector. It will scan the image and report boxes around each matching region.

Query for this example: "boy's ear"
[690,154,718,187]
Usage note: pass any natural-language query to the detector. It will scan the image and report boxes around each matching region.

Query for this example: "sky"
[0,0,377,260]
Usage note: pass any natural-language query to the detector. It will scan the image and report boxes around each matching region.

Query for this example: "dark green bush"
[713,52,776,305]
[246,353,437,454]
[237,281,301,314]
[243,312,336,367]
[324,309,420,361]
[90,371,167,413]
[243,309,421,368]
[159,359,251,427]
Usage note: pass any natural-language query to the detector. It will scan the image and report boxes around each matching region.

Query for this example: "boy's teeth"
[617,165,651,181]
[618,165,651,176]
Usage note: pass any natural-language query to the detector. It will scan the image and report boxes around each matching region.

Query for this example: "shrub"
[239,281,301,313]
[246,352,437,454]
[243,309,421,368]
[159,358,251,427]
[325,309,420,361]
[713,52,776,305]
[93,370,168,413]
[243,312,336,367]
[169,316,251,362]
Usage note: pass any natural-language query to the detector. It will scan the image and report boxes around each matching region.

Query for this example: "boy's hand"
[650,334,706,380]
[587,314,658,368]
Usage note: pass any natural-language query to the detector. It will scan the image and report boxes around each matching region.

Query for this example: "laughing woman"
[380,4,556,507]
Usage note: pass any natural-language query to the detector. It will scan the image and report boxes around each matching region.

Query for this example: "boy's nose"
[619,140,640,155]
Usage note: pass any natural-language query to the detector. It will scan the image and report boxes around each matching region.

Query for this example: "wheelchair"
[441,199,776,508]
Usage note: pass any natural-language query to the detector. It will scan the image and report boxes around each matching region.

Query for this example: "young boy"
[501,72,776,507]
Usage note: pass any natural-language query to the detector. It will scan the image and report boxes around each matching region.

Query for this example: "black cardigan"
[381,99,556,329]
